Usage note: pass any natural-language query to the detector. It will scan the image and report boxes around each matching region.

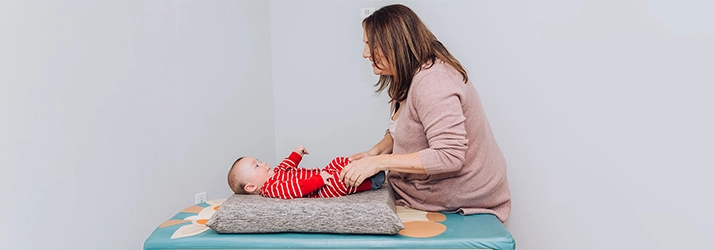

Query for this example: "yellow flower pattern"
[159,199,225,239]
[396,206,448,238]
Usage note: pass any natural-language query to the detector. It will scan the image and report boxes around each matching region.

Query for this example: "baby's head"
[227,156,274,194]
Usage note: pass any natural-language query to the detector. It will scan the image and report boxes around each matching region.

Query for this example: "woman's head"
[362,4,468,103]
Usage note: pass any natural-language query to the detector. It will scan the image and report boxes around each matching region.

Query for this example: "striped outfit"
[259,152,372,199]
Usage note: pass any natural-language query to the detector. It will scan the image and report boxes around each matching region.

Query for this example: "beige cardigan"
[388,60,511,222]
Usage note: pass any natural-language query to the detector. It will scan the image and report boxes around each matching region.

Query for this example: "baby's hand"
[319,171,333,187]
[295,145,309,156]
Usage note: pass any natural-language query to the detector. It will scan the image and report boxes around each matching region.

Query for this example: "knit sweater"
[260,152,372,199]
[387,60,512,222]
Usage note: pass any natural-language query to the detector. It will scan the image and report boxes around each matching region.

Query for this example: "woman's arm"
[382,152,426,174]
[348,132,394,161]
[340,150,426,188]
[371,132,395,155]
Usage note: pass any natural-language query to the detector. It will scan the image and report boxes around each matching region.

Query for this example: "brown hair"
[363,4,468,103]
[227,156,248,194]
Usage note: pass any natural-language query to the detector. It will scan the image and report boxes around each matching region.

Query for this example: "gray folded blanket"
[207,184,404,234]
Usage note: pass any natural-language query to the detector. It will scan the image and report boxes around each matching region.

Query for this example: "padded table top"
[144,199,515,250]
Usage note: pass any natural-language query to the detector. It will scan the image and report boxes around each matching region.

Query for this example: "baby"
[228,145,385,199]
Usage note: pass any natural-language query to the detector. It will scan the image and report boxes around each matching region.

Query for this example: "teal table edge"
[145,213,515,250]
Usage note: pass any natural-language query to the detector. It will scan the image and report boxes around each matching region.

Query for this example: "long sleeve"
[275,151,303,171]
[260,151,326,199]
[389,60,511,221]
[410,71,468,175]
[261,156,373,199]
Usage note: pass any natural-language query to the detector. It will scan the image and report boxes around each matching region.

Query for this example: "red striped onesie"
[259,152,372,199]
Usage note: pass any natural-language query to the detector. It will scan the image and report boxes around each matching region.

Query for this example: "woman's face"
[362,30,393,76]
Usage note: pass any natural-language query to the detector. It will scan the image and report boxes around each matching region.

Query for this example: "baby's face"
[237,157,274,190]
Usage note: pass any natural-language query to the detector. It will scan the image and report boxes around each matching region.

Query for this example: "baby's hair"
[228,156,249,194]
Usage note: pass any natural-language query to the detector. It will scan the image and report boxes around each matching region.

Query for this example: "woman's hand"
[348,149,377,162]
[295,145,309,156]
[340,155,382,187]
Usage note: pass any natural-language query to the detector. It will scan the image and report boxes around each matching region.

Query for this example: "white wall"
[270,0,392,167]
[2,0,712,250]
[0,0,274,249]
[270,0,714,249]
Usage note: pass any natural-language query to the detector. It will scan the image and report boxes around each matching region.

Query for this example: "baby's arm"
[274,146,308,172]
[320,171,333,187]
[275,151,303,171]
[295,145,309,156]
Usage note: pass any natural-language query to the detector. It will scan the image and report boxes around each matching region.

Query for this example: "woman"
[339,4,511,222]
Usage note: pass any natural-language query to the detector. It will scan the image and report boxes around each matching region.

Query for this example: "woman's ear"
[244,183,258,193]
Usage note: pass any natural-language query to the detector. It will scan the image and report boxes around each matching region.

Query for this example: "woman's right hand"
[348,149,377,162]
[349,133,393,162]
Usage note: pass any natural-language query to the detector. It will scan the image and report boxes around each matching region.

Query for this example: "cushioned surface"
[144,200,516,249]
[206,185,404,234]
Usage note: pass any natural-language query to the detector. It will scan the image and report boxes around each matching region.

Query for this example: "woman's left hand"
[340,155,381,187]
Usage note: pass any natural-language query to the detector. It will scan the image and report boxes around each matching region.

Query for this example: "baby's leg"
[325,157,385,190]
[322,157,348,173]
[368,171,385,190]
[316,157,371,198]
